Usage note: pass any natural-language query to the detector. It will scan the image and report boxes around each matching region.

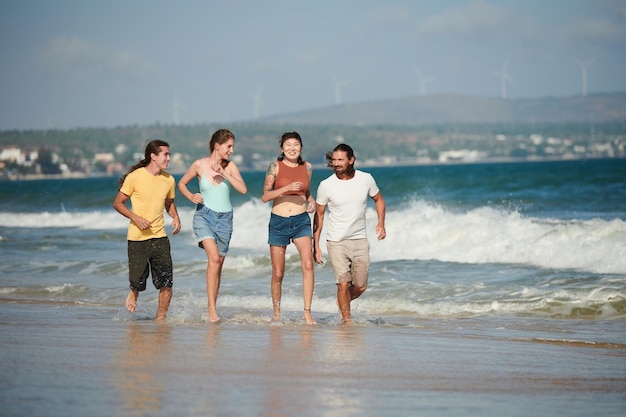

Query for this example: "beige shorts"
[326,238,370,287]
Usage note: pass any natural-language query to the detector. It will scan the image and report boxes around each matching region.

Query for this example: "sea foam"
[1,197,624,274]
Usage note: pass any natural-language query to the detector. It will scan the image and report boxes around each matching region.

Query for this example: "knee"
[272,269,285,281]
[351,285,366,299]
[207,253,223,266]
[302,259,314,272]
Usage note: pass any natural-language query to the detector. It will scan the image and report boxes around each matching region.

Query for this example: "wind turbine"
[251,87,263,119]
[172,92,184,125]
[575,59,594,96]
[415,69,435,95]
[494,61,513,99]
[333,77,349,105]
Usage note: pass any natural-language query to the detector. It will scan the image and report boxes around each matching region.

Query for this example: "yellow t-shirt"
[120,167,176,241]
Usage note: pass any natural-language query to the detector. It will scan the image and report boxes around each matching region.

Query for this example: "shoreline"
[2,155,623,181]
[1,301,625,417]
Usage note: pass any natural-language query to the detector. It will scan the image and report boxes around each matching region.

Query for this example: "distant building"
[0,148,24,164]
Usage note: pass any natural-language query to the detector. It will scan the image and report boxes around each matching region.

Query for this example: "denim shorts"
[268,212,312,246]
[193,204,233,256]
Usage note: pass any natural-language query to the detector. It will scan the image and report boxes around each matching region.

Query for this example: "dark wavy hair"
[325,143,355,175]
[277,131,304,165]
[118,139,169,189]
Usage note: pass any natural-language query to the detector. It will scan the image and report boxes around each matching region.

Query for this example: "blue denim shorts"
[193,204,233,256]
[268,212,312,246]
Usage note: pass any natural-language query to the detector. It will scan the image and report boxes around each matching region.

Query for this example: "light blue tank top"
[199,160,232,213]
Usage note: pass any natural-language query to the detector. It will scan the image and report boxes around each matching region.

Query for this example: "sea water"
[0,158,624,416]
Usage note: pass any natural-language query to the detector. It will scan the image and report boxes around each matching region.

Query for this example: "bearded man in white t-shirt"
[313,144,386,324]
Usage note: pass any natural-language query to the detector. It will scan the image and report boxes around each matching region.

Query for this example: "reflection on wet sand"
[258,325,367,417]
[113,322,172,417]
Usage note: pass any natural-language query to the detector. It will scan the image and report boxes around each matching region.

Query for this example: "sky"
[0,0,625,131]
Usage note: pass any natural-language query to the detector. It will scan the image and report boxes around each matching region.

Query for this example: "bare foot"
[304,309,317,325]
[125,289,138,312]
[155,287,171,322]
[272,300,281,322]
[209,315,221,324]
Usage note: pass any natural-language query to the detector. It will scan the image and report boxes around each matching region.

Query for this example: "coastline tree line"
[1,121,624,177]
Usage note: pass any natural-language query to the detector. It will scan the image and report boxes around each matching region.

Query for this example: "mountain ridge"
[260,92,626,126]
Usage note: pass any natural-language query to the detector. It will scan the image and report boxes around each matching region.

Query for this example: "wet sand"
[1,302,625,417]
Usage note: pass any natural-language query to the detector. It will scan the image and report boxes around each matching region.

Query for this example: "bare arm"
[177,160,203,204]
[313,203,326,264]
[261,161,280,203]
[371,192,386,240]
[221,162,247,195]
[305,162,316,213]
[165,198,181,235]
[113,191,151,230]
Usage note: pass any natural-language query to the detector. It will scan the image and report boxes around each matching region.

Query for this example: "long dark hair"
[210,128,234,169]
[277,131,304,165]
[118,139,169,189]
[325,143,355,175]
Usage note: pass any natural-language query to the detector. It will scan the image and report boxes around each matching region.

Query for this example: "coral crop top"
[274,160,309,197]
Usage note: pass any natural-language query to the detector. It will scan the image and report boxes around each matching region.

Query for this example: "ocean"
[1,158,625,416]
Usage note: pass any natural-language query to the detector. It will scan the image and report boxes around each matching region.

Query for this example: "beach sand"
[1,301,625,417]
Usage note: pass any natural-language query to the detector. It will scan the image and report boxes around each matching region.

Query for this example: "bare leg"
[337,282,352,324]
[269,245,286,321]
[155,287,172,321]
[350,285,366,301]
[202,239,224,323]
[294,236,316,325]
[125,288,139,312]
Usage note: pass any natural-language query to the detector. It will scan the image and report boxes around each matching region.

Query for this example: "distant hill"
[261,92,626,126]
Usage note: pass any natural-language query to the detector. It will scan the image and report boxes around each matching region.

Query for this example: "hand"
[306,200,316,213]
[210,162,225,176]
[287,181,303,192]
[313,247,324,265]
[190,193,203,204]
[134,216,151,230]
[171,218,181,235]
[376,225,386,240]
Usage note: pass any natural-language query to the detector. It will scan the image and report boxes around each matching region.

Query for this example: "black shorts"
[127,237,173,291]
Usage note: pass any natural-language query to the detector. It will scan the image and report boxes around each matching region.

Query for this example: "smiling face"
[331,149,355,178]
[281,138,302,162]
[152,146,171,171]
[215,138,235,160]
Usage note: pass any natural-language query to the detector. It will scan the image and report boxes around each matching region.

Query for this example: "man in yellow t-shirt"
[113,140,181,320]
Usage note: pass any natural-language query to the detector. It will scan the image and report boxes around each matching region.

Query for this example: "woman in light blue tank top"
[178,129,247,323]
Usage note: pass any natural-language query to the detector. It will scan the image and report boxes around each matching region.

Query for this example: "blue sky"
[1,0,624,130]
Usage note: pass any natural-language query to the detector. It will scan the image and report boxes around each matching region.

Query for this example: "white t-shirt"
[316,170,380,241]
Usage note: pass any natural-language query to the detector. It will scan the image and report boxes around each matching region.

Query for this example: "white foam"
[1,198,625,274]
[369,200,626,274]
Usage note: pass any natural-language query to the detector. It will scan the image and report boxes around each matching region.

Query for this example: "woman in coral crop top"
[261,131,317,324]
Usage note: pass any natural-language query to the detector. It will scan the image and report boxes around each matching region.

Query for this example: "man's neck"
[145,164,161,176]
[335,172,355,181]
